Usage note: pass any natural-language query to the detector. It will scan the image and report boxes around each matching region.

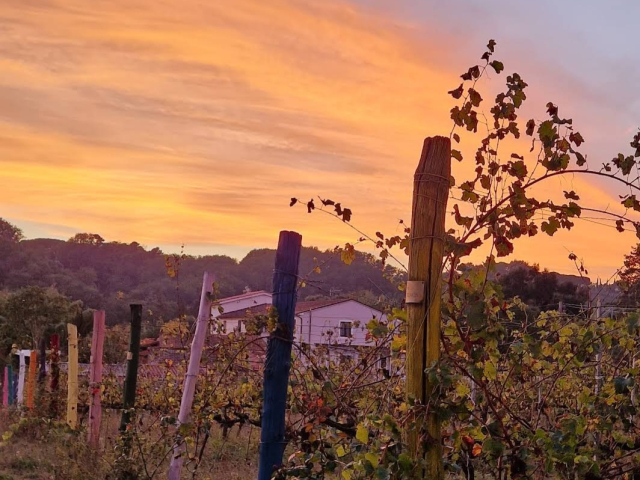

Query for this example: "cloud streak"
[0,0,638,279]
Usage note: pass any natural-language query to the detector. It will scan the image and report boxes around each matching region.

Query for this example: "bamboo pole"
[88,311,106,448]
[27,350,36,409]
[168,272,216,480]
[67,324,79,428]
[119,304,142,435]
[258,231,303,480]
[405,136,450,480]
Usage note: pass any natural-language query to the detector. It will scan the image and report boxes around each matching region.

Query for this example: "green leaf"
[525,119,535,136]
[397,453,413,472]
[448,84,464,99]
[469,88,482,107]
[490,60,504,74]
[484,361,497,381]
[541,217,561,236]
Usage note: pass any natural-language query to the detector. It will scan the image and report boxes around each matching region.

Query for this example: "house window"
[339,321,352,338]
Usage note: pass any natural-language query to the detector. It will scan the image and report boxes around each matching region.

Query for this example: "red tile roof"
[218,298,350,320]
[218,290,269,302]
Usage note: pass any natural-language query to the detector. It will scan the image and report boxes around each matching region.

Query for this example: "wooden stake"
[16,349,29,405]
[3,366,8,407]
[7,365,14,406]
[27,350,36,409]
[119,304,142,435]
[38,339,46,384]
[50,335,60,416]
[168,272,216,480]
[67,324,79,428]
[88,311,106,448]
[405,136,450,480]
[258,231,302,480]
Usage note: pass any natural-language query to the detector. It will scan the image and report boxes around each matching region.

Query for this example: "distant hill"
[0,236,405,326]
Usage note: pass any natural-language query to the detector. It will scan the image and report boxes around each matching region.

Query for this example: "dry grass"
[0,409,259,480]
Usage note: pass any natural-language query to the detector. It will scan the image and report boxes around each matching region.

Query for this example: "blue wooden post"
[257,231,302,480]
[7,365,14,406]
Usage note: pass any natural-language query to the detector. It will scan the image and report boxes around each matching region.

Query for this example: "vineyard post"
[257,230,302,480]
[27,350,36,409]
[405,136,450,479]
[49,335,60,415]
[595,299,603,395]
[16,349,29,404]
[38,339,46,384]
[67,323,79,428]
[88,311,105,448]
[168,271,216,480]
[7,365,14,405]
[3,366,8,406]
[119,304,142,435]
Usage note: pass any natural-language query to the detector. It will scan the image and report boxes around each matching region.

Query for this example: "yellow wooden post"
[67,323,78,429]
[406,136,450,480]
[27,350,36,409]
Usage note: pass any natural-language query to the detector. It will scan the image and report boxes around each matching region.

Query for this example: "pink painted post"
[87,310,106,449]
[2,367,8,407]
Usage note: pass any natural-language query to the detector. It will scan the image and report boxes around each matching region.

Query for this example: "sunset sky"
[1,0,639,279]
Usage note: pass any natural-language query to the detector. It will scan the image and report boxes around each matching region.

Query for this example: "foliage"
[288,39,640,480]
[0,237,404,326]
[0,218,23,243]
[0,286,77,353]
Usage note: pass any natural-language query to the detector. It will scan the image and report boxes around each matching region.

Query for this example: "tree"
[68,232,105,245]
[0,286,76,350]
[618,243,640,305]
[0,217,23,243]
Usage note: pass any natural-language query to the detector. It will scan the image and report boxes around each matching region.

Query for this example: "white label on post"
[405,281,426,304]
[127,352,133,360]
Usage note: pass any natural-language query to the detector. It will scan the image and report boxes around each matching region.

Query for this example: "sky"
[0,0,639,280]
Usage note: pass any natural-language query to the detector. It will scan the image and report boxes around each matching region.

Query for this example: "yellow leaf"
[456,382,471,398]
[342,470,352,480]
[365,452,379,468]
[336,445,347,457]
[484,361,497,381]
[356,424,369,444]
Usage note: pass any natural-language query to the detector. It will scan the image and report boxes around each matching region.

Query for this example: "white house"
[210,290,272,334]
[213,293,387,346]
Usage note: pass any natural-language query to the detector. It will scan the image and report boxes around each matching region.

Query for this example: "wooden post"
[405,136,450,480]
[38,339,46,384]
[67,324,79,429]
[16,349,29,405]
[595,299,603,395]
[27,351,36,409]
[88,311,106,448]
[7,365,14,406]
[50,335,60,415]
[257,231,302,480]
[3,366,8,407]
[119,304,142,434]
[168,272,216,480]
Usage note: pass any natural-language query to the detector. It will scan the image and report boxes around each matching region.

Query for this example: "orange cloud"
[0,0,637,280]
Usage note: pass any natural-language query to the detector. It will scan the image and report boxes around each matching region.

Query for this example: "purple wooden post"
[88,310,106,448]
